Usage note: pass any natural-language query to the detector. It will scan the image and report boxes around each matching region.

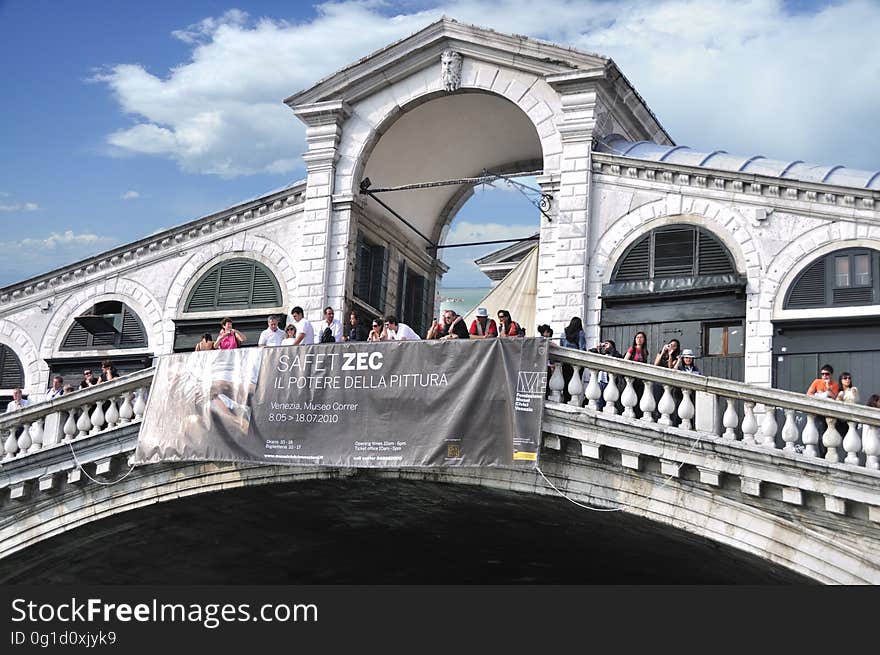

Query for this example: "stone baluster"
[568,366,584,407]
[547,365,564,403]
[657,385,675,426]
[863,424,880,470]
[678,389,695,430]
[640,381,656,423]
[119,391,134,423]
[89,400,106,435]
[722,398,739,439]
[17,423,32,456]
[602,374,620,416]
[105,396,120,429]
[4,428,17,460]
[842,421,861,466]
[42,413,59,448]
[801,415,820,457]
[28,418,44,453]
[741,402,758,445]
[584,369,602,410]
[781,409,799,452]
[760,406,778,449]
[62,409,78,442]
[620,377,638,418]
[133,387,147,419]
[76,404,92,438]
[823,417,842,463]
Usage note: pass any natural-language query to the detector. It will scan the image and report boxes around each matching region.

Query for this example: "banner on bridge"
[133,338,546,468]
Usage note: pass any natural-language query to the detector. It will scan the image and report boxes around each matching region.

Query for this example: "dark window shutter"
[786,259,826,308]
[0,345,24,388]
[698,231,734,275]
[833,287,874,305]
[61,303,147,351]
[614,236,650,281]
[120,308,147,346]
[653,228,695,277]
[61,323,91,350]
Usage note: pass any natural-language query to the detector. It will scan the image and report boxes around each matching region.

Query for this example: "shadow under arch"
[0,474,810,584]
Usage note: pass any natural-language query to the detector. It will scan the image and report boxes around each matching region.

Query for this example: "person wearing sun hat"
[675,348,702,375]
[468,307,498,339]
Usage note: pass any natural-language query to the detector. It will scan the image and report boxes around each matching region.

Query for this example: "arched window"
[0,344,24,388]
[184,259,282,312]
[785,248,879,309]
[612,225,736,282]
[61,301,147,351]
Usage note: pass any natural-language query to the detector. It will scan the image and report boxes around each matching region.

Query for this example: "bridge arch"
[0,459,827,583]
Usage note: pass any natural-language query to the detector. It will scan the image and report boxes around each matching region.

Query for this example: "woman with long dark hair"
[654,338,680,369]
[559,317,587,351]
[556,317,586,403]
[624,331,649,363]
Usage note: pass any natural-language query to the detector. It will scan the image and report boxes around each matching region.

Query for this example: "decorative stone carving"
[440,49,462,92]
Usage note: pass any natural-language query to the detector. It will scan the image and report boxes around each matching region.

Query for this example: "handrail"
[548,344,880,426]
[0,368,155,430]
[1,368,154,461]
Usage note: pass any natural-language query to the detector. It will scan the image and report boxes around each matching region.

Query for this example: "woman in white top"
[280,325,297,346]
[837,372,859,404]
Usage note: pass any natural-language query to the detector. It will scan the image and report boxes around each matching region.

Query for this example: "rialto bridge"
[1,344,879,585]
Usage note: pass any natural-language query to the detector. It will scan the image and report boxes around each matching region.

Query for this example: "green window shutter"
[187,268,220,311]
[184,259,282,312]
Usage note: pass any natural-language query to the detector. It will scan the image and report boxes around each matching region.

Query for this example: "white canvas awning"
[463,245,538,334]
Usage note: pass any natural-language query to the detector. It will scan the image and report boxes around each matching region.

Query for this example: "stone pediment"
[285,17,610,108]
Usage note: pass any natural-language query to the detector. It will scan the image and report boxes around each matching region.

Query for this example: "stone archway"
[0,320,41,393]
[40,280,163,359]
[590,198,762,382]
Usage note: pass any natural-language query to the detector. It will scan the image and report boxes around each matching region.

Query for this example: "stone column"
[290,101,352,318]
[540,71,605,335]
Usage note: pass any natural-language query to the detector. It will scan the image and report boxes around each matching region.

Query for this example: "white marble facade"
[0,17,877,397]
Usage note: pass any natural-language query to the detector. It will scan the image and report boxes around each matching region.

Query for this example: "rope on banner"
[67,442,136,486]
[534,433,705,513]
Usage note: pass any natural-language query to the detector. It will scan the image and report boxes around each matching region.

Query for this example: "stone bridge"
[1,346,879,584]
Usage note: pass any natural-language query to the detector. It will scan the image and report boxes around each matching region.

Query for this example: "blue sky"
[1,0,877,287]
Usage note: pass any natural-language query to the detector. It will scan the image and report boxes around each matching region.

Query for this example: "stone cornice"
[0,182,307,312]
[591,152,879,219]
[285,18,607,108]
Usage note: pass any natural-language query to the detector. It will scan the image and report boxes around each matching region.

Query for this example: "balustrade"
[547,344,880,471]
[0,371,152,461]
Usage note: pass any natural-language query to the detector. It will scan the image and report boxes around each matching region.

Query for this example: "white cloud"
[95,1,880,177]
[0,202,40,212]
[121,190,141,200]
[0,231,119,285]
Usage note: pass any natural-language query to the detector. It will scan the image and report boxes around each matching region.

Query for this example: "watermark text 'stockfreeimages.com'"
[9,597,317,641]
